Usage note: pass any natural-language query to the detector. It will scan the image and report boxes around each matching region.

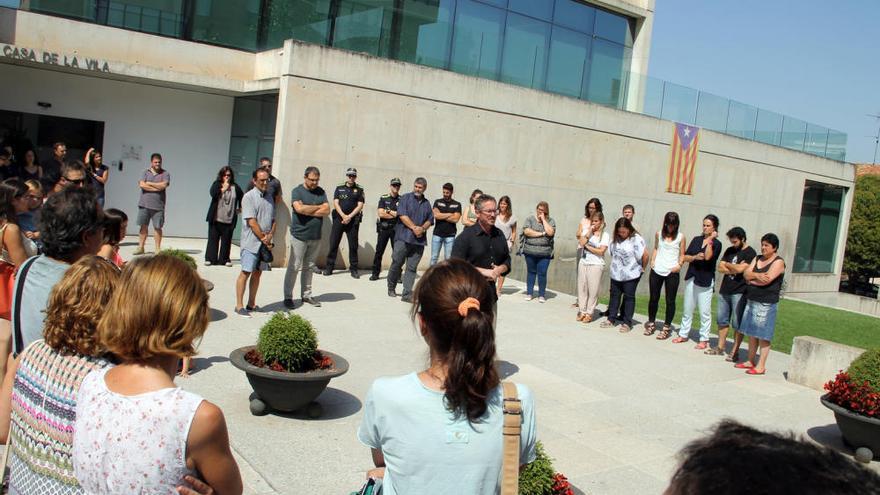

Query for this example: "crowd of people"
[0,141,869,494]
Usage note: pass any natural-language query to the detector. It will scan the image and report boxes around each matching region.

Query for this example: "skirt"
[739,300,778,341]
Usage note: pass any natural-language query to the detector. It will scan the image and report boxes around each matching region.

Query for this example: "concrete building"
[0,1,853,296]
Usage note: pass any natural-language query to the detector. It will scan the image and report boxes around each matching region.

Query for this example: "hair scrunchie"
[457,297,481,318]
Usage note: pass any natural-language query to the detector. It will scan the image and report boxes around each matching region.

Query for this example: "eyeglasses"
[223,173,232,177]
[62,176,86,186]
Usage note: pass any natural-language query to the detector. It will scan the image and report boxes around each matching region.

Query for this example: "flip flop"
[734,362,754,369]
[671,337,688,344]
[746,368,765,375]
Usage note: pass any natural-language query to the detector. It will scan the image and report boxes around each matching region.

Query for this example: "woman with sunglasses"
[205,166,243,267]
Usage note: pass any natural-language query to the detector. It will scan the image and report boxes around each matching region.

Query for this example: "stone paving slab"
[120,238,877,494]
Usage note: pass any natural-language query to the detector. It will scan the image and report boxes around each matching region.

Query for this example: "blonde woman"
[73,255,242,494]
[576,211,609,322]
[494,195,517,296]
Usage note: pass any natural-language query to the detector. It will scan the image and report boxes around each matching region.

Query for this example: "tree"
[843,174,880,286]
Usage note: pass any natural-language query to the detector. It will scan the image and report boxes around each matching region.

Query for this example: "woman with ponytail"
[357,258,537,494]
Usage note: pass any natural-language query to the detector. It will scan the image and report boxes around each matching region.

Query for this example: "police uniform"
[371,191,400,279]
[324,170,365,276]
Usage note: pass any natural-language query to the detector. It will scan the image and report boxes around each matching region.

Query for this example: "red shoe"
[694,342,708,350]
[734,362,754,369]
[746,368,765,375]
[671,337,688,344]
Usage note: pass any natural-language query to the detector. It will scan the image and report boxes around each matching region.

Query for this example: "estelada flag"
[667,122,700,195]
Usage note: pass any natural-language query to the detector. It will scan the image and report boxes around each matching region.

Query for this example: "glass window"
[695,91,728,133]
[795,181,845,273]
[804,124,829,157]
[99,0,184,37]
[545,26,589,97]
[552,0,594,34]
[475,0,507,7]
[508,0,552,21]
[584,39,629,107]
[755,109,783,146]
[30,0,97,21]
[658,80,697,124]
[826,130,847,161]
[450,0,505,79]
[332,0,394,57]
[391,0,455,69]
[726,101,757,140]
[192,0,260,50]
[500,13,550,89]
[594,7,632,47]
[265,0,332,48]
[780,116,807,152]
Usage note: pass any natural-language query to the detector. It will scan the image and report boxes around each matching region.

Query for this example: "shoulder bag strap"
[12,256,39,357]
[500,381,521,495]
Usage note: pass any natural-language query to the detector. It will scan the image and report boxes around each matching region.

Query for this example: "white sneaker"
[204,261,211,266]
[538,297,547,303]
[524,294,534,301]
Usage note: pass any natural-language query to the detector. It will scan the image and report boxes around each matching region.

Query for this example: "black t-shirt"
[451,224,511,273]
[719,245,757,295]
[684,236,722,288]
[333,182,365,218]
[376,194,400,229]
[432,198,462,238]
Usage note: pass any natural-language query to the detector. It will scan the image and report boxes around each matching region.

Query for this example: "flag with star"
[667,122,700,195]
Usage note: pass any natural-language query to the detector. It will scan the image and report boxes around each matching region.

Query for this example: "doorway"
[0,109,105,168]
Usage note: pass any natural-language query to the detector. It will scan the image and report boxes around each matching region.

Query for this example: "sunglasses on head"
[63,176,86,185]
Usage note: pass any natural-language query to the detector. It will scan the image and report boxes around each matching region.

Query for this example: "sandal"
[704,347,725,356]
[576,312,585,322]
[618,324,632,333]
[671,337,688,344]
[643,322,656,336]
[725,351,740,363]
[746,368,765,375]
[734,362,754,369]
[656,326,671,340]
[694,342,709,350]
[583,314,593,323]
[600,320,616,328]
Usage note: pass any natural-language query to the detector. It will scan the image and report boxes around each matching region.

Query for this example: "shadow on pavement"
[806,423,853,456]
[267,387,363,421]
[319,292,356,303]
[187,355,231,375]
[210,307,227,322]
[497,360,520,380]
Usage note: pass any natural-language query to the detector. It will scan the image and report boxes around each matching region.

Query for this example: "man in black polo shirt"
[324,167,365,278]
[451,194,510,298]
[370,177,402,281]
[430,182,462,266]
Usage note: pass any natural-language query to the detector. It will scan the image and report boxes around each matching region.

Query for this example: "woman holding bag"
[358,259,537,494]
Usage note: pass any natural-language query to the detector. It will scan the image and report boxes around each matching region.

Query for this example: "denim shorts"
[136,207,165,229]
[716,292,744,328]
[739,300,779,341]
[240,248,264,273]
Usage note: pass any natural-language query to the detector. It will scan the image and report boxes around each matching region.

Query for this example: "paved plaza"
[139,238,872,494]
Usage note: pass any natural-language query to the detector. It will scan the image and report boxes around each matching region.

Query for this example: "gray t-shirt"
[215,187,237,224]
[11,255,70,354]
[522,215,556,257]
[290,185,327,241]
[138,168,171,210]
[240,188,274,254]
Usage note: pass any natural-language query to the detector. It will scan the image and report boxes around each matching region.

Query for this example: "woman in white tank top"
[645,212,686,340]
[73,255,242,495]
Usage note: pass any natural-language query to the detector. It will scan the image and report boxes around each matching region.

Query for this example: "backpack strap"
[500,381,521,495]
[12,256,39,357]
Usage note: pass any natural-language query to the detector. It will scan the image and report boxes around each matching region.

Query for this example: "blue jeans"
[524,254,551,297]
[430,235,455,265]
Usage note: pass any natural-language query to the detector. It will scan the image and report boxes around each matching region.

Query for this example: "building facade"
[0,1,854,296]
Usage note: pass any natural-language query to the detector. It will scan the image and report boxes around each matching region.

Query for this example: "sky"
[648,0,880,164]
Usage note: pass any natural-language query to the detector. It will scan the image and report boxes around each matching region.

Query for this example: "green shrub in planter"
[159,249,198,271]
[257,312,318,372]
[848,348,880,393]
[519,441,555,495]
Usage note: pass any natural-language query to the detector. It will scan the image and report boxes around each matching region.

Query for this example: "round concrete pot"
[821,394,880,461]
[230,346,349,418]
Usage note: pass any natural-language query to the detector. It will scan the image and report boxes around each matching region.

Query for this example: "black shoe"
[302,297,322,307]
[283,298,296,309]
[311,266,322,274]
[369,274,379,281]
[322,268,333,276]
[387,289,397,297]
[350,269,360,279]
[401,295,413,303]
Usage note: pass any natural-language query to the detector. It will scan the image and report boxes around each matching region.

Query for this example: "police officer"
[323,167,365,278]
[370,177,402,281]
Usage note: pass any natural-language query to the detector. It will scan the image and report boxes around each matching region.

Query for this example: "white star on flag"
[683,128,690,137]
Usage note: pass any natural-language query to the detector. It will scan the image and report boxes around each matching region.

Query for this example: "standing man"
[387,177,433,303]
[710,227,757,360]
[234,168,275,317]
[451,194,510,299]
[369,177,401,281]
[622,204,641,233]
[248,157,282,209]
[430,182,462,265]
[323,167,365,278]
[283,166,330,309]
[41,142,66,190]
[134,153,170,255]
[0,148,17,180]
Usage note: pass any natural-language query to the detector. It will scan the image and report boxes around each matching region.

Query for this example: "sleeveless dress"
[73,367,203,494]
[7,340,111,495]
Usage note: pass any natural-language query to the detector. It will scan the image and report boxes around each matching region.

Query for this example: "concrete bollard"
[787,336,866,391]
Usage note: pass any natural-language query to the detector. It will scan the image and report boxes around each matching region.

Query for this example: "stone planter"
[230,346,349,418]
[821,394,880,461]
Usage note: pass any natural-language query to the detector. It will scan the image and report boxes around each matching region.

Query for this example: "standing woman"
[85,148,109,207]
[357,259,536,493]
[601,218,647,332]
[736,233,785,375]
[576,211,609,322]
[0,182,30,375]
[205,166,243,267]
[645,212,686,339]
[574,198,603,307]
[673,215,721,349]
[73,255,242,494]
[17,150,41,182]
[461,189,483,228]
[521,201,556,302]
[493,195,517,297]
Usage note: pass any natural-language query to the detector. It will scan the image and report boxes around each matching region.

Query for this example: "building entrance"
[0,109,105,170]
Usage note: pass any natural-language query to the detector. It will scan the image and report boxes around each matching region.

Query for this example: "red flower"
[825,371,880,418]
[551,473,574,495]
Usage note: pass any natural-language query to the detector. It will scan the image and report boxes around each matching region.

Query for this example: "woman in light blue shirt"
[358,259,537,494]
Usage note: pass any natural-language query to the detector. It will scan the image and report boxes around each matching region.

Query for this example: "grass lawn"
[595,294,878,354]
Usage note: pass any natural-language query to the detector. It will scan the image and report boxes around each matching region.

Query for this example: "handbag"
[258,243,274,264]
[352,477,382,495]
[501,381,521,495]
[0,261,14,321]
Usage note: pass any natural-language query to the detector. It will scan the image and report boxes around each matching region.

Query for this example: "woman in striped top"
[0,256,119,494]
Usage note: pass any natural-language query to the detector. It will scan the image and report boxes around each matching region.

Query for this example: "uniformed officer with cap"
[370,177,402,280]
[323,167,365,278]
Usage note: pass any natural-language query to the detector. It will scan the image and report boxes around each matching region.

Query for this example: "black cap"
[390,177,402,186]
